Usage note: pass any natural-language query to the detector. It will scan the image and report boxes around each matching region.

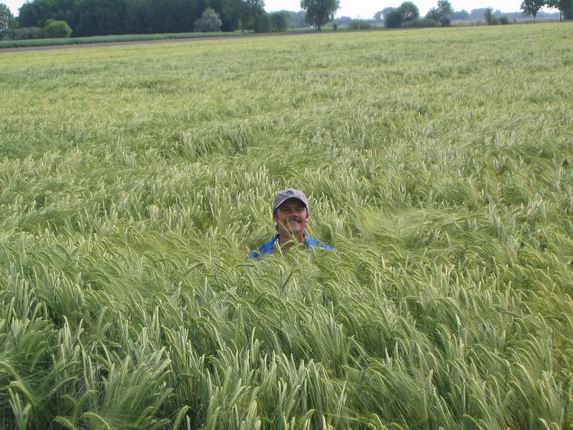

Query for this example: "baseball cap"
[272,188,309,213]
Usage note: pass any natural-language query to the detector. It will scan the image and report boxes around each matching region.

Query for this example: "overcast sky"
[5,0,526,16]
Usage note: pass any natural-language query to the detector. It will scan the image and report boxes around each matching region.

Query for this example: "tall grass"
[1,24,572,428]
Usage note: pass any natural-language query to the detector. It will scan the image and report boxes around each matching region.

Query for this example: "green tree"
[428,0,453,24]
[73,0,127,36]
[484,7,497,24]
[383,10,402,27]
[124,0,153,33]
[194,7,222,31]
[217,0,265,31]
[546,0,573,20]
[300,0,340,30]
[520,0,544,20]
[398,1,419,22]
[427,0,453,25]
[383,2,419,28]
[254,11,270,32]
[218,0,244,31]
[270,11,288,31]
[437,0,453,16]
[0,2,13,29]
[375,7,396,23]
[44,19,73,37]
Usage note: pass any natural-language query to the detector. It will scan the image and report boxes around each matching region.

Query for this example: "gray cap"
[272,188,309,213]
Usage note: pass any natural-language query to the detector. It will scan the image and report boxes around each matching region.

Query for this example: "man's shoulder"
[248,234,334,259]
[248,235,278,259]
[305,235,335,251]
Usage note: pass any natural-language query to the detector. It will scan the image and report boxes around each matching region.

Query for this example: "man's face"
[273,198,309,237]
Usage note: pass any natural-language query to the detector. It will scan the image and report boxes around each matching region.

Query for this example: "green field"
[0,30,257,50]
[1,24,572,429]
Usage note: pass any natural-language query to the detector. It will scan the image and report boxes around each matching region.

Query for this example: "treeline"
[14,0,286,37]
[449,8,559,21]
[359,0,570,29]
[3,0,570,41]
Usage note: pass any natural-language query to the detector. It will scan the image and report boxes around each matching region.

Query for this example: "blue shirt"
[248,233,334,259]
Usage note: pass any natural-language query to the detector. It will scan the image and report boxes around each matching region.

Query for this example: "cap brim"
[273,197,307,212]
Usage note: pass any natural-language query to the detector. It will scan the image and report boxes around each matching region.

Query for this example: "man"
[248,188,334,258]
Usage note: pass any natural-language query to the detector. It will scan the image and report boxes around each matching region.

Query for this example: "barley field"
[1,23,572,429]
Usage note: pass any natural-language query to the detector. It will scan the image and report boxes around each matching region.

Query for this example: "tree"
[0,3,13,29]
[426,0,453,25]
[242,0,266,30]
[384,2,418,28]
[521,0,544,21]
[484,7,497,24]
[282,10,305,27]
[194,7,222,31]
[73,0,127,36]
[437,0,453,16]
[374,7,396,22]
[44,19,73,37]
[546,0,573,20]
[270,11,288,31]
[124,0,154,33]
[300,0,340,30]
[398,1,419,22]
[218,0,244,31]
[384,9,402,27]
[254,11,271,32]
[216,0,265,31]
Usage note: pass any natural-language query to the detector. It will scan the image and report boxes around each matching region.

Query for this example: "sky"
[4,0,526,17]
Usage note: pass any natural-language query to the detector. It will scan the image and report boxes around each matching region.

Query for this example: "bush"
[193,8,222,32]
[349,19,372,30]
[44,20,72,38]
[0,28,14,40]
[498,16,509,24]
[440,17,451,26]
[13,26,44,39]
[402,18,440,28]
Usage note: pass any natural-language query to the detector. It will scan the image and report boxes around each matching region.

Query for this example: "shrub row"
[2,20,72,40]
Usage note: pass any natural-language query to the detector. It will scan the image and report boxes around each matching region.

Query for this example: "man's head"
[272,188,310,238]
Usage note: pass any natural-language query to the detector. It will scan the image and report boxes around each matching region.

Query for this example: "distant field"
[1,24,572,429]
[0,30,256,50]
